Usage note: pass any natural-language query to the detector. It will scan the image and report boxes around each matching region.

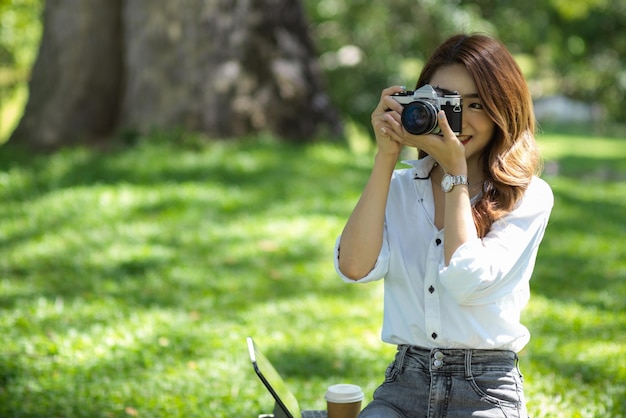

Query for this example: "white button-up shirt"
[334,156,554,352]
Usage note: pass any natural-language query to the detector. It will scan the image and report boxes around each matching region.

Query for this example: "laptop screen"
[247,337,301,418]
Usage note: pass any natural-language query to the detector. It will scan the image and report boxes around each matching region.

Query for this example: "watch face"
[441,175,453,192]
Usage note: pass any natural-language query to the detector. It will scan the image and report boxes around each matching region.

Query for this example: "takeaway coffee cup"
[325,383,364,418]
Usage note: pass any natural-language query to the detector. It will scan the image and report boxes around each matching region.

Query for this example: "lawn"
[0,130,625,417]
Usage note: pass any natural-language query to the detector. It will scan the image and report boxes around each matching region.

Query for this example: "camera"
[391,84,462,135]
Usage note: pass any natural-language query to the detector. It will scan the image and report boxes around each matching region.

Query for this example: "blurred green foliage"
[302,0,490,130]
[303,0,626,127]
[0,0,42,139]
[0,0,42,87]
[473,0,626,122]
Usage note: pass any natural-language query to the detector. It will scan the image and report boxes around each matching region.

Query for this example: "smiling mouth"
[458,135,473,145]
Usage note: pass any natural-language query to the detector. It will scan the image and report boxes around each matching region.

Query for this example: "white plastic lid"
[324,384,364,403]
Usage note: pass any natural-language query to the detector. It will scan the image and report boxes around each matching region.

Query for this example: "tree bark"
[9,0,341,151]
[10,0,122,150]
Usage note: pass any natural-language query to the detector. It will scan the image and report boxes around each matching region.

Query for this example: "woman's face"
[429,63,495,166]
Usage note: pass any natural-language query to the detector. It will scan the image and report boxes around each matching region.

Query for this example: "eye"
[468,102,484,110]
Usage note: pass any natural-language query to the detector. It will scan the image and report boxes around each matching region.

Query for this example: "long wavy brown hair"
[416,34,542,237]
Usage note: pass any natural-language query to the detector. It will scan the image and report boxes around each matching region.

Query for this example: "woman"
[334,34,553,417]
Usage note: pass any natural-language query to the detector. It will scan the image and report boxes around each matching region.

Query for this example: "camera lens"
[401,101,438,135]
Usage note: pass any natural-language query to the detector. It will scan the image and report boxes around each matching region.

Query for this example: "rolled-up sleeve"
[334,230,390,283]
[438,179,554,305]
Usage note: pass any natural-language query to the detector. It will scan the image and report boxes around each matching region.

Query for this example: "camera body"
[391,84,462,135]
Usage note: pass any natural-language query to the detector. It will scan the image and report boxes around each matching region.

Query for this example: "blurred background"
[1,0,624,148]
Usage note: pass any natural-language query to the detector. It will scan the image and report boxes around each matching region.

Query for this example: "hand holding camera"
[381,84,467,175]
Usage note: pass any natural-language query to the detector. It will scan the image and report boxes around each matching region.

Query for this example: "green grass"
[1,131,625,417]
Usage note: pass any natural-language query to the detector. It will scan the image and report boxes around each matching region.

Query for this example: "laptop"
[247,336,327,418]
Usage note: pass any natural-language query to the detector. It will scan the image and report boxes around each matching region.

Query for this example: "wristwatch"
[441,173,468,192]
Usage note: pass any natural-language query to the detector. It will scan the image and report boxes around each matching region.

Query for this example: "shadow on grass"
[2,136,625,416]
[0,213,364,317]
[0,139,367,206]
[3,139,624,320]
[526,355,626,417]
[267,346,377,382]
[545,155,626,182]
[0,138,370,318]
[532,167,626,311]
[539,121,626,139]
[0,327,225,417]
[524,151,626,416]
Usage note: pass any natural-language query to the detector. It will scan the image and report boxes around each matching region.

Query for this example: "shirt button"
[433,359,443,368]
[434,351,444,360]
[431,332,438,340]
[428,285,435,294]
[435,238,442,246]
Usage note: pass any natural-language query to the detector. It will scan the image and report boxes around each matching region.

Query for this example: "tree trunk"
[9,0,341,151]
[10,0,122,150]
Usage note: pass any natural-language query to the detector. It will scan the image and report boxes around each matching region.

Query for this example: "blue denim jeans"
[359,345,527,418]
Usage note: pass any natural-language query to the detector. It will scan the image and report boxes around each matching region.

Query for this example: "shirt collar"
[401,155,437,180]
